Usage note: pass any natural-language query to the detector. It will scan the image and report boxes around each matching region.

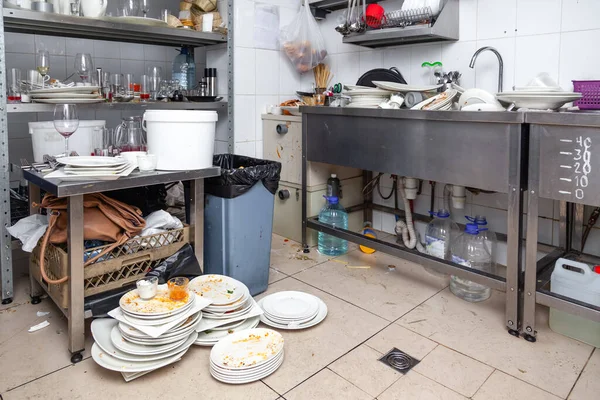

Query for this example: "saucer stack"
[91,286,207,381]
[209,328,284,384]
[258,291,328,330]
[189,275,262,346]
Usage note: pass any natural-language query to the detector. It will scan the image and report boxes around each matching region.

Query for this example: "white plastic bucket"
[29,120,105,162]
[142,110,217,170]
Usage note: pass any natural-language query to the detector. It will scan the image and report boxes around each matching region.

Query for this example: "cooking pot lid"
[356,67,407,88]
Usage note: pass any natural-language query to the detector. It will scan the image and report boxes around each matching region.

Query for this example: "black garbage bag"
[145,243,202,283]
[83,244,202,317]
[108,184,167,216]
[206,154,282,199]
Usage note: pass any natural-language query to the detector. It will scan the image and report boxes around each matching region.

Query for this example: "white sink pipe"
[395,177,426,253]
[443,184,466,210]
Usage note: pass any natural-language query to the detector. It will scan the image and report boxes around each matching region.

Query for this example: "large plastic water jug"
[549,258,600,347]
[425,209,459,260]
[317,196,348,256]
[450,223,492,302]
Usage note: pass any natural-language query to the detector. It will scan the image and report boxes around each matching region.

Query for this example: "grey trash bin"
[203,155,281,296]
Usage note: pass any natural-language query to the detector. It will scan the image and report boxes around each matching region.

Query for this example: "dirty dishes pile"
[258,291,328,330]
[209,328,284,384]
[189,274,262,346]
[91,285,202,381]
[345,87,392,108]
[411,89,458,111]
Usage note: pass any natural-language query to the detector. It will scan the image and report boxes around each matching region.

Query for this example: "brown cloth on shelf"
[37,193,146,285]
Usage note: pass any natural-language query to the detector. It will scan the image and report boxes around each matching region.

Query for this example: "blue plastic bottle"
[172,48,196,90]
[317,196,348,256]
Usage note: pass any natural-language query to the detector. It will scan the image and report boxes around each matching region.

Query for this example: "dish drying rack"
[380,6,434,29]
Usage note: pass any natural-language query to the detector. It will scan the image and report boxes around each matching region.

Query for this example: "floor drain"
[378,348,419,374]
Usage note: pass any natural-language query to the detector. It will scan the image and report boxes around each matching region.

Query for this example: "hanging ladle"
[357,0,367,32]
[349,0,362,33]
[335,0,352,35]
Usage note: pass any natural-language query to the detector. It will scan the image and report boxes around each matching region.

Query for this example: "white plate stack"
[258,291,328,330]
[345,87,393,108]
[46,156,136,181]
[189,274,262,346]
[209,328,284,384]
[91,286,204,381]
[29,86,104,104]
[411,89,458,111]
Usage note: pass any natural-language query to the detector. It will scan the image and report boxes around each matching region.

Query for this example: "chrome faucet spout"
[469,46,504,93]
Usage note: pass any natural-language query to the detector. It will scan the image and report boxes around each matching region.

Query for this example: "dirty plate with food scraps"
[195,316,260,347]
[203,284,251,313]
[119,285,195,318]
[210,328,284,369]
[189,275,245,305]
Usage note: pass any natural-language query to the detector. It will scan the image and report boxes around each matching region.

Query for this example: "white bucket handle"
[556,258,592,282]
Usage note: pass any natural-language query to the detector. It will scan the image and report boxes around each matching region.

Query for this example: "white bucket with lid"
[29,120,105,162]
[143,110,217,170]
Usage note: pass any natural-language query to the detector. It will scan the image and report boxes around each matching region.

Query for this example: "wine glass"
[53,104,79,156]
[117,0,140,16]
[140,0,149,17]
[37,50,50,90]
[74,53,94,84]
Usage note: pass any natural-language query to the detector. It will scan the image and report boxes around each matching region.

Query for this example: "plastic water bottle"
[466,215,497,268]
[450,223,493,302]
[425,209,459,260]
[172,48,196,90]
[317,196,348,256]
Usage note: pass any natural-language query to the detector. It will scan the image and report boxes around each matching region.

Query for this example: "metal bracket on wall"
[0,7,14,304]
[227,0,234,153]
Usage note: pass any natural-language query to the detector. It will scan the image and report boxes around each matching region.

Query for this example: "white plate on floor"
[189,275,246,305]
[92,319,198,362]
[210,353,284,384]
[29,86,100,95]
[210,328,284,369]
[110,326,187,355]
[258,297,328,330]
[210,351,284,378]
[119,312,202,339]
[92,342,188,372]
[121,328,194,346]
[33,98,105,104]
[204,287,250,313]
[261,291,320,320]
[120,286,195,317]
[56,156,126,167]
[211,318,247,331]
[195,316,260,345]
[372,81,442,93]
[204,300,253,320]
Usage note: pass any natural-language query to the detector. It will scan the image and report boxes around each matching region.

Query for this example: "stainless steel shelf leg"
[301,113,309,253]
[28,183,43,302]
[189,179,204,273]
[67,194,85,362]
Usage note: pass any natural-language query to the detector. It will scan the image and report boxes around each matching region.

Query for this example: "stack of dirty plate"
[91,285,207,381]
[209,328,284,384]
[258,291,328,330]
[411,89,458,111]
[45,156,136,182]
[189,274,262,346]
[345,87,392,108]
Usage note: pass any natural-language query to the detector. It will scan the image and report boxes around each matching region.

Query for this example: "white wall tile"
[65,38,94,57]
[234,95,256,142]
[514,34,560,88]
[6,33,35,54]
[255,140,264,158]
[119,59,143,78]
[561,0,600,32]
[206,47,228,96]
[5,53,35,77]
[93,58,122,77]
[331,52,360,85]
[382,46,412,83]
[358,49,384,76]
[234,141,256,157]
[215,140,229,154]
[94,40,118,59]
[472,205,508,235]
[516,0,562,36]
[234,47,256,94]
[410,44,442,85]
[559,30,600,91]
[234,0,255,48]
[255,95,279,141]
[255,49,280,95]
[120,42,145,61]
[441,41,478,88]
[474,37,516,93]
[477,0,517,40]
[459,0,478,41]
[279,50,302,94]
[35,35,66,56]
[143,45,167,62]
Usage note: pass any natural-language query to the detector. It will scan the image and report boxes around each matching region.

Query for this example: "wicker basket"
[30,226,190,309]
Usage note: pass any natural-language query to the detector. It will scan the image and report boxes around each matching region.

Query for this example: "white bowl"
[458,88,500,109]
[461,103,505,112]
[120,151,146,167]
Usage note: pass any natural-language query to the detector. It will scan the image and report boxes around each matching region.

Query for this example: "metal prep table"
[23,167,220,363]
[523,112,600,341]
[301,107,527,336]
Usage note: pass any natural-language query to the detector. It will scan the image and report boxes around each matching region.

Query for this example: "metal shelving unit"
[0,4,233,305]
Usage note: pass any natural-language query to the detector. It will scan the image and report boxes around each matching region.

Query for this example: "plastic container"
[172,48,196,90]
[467,215,497,268]
[549,258,600,347]
[572,80,600,110]
[29,120,105,162]
[359,222,377,254]
[450,223,493,302]
[425,209,458,260]
[317,196,348,256]
[327,174,341,197]
[143,110,217,170]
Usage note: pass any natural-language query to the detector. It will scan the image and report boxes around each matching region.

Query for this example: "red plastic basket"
[572,80,600,110]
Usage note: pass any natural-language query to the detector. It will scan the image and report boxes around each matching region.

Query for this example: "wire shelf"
[380,7,434,29]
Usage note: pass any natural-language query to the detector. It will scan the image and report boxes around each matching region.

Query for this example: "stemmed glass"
[53,104,79,156]
[74,53,94,84]
[140,0,149,17]
[118,0,140,16]
[37,50,50,90]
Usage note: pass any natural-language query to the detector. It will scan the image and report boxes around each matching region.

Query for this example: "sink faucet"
[469,46,504,93]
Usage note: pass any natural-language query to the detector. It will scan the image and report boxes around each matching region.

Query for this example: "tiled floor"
[1,233,597,399]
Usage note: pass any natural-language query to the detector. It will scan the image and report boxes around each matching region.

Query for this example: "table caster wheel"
[71,352,83,364]
[1,298,13,305]
[31,296,42,305]
[303,245,310,254]
[508,329,520,338]
[524,333,537,343]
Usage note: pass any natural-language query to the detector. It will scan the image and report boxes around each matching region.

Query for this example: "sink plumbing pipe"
[443,184,466,210]
[395,177,426,253]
